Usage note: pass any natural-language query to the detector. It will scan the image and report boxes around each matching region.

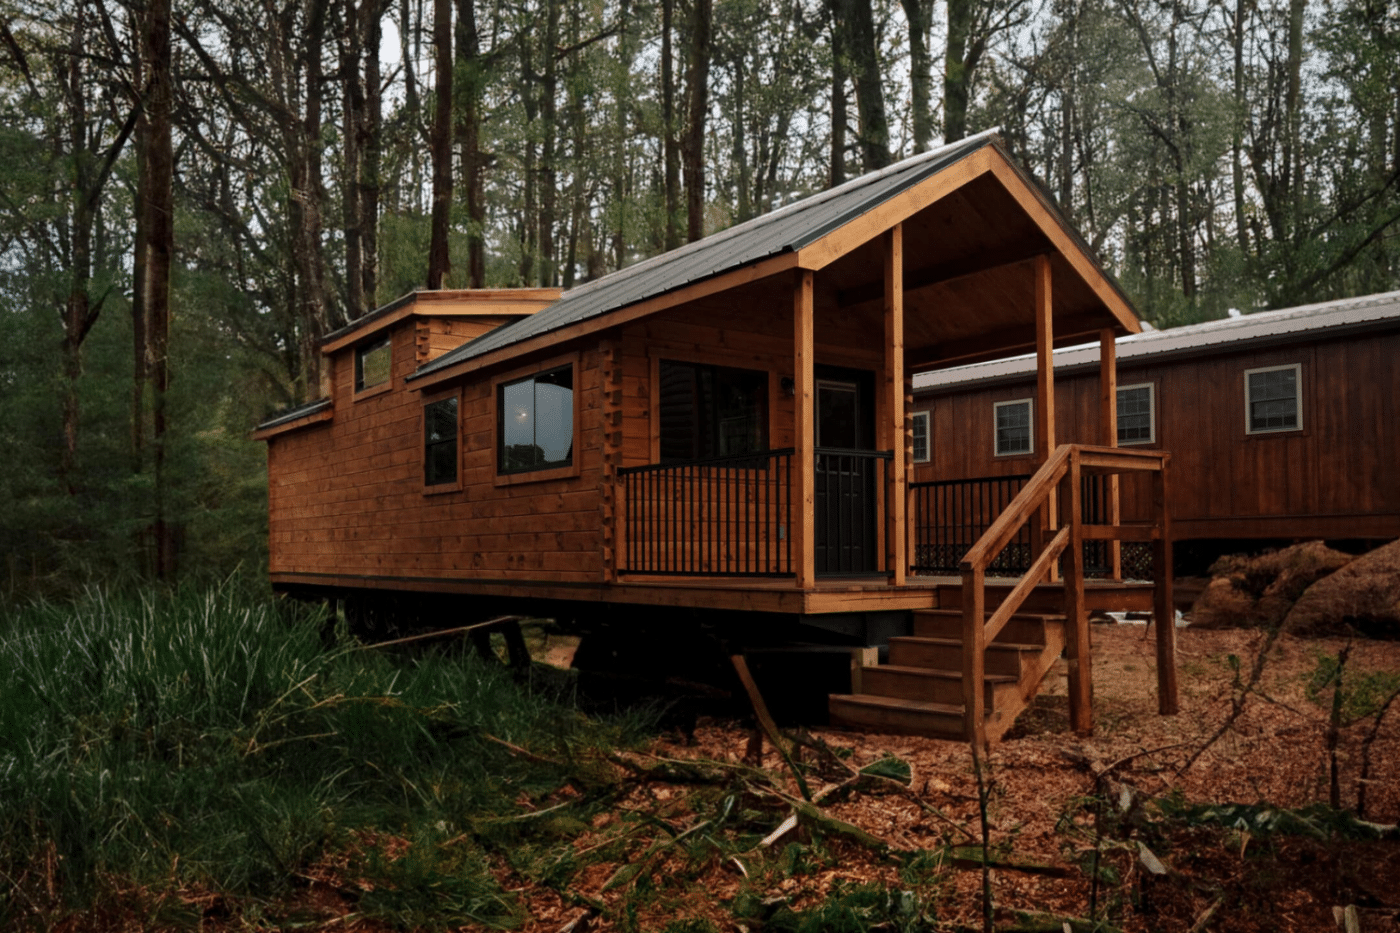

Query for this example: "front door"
[815,379,878,574]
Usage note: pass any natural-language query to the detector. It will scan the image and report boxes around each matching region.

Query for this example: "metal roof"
[255,397,331,431]
[411,130,1003,380]
[914,289,1400,393]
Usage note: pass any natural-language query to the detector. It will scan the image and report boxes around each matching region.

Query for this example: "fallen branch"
[730,654,813,801]
[357,615,526,651]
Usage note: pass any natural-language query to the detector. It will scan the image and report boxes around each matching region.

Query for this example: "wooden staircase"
[829,607,1066,741]
[827,443,1179,744]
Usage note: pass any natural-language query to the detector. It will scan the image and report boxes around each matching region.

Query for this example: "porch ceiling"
[822,172,1128,371]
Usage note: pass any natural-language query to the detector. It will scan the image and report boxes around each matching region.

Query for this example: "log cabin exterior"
[256,132,1180,742]
[910,290,1400,577]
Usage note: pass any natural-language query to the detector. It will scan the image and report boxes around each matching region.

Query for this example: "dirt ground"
[513,624,1400,933]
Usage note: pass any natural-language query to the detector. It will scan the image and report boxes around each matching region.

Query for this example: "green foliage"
[0,582,653,925]
[761,882,935,933]
[1305,652,1400,723]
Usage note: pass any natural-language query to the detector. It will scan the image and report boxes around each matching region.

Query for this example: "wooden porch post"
[884,225,907,586]
[794,269,816,589]
[1064,449,1091,735]
[1099,328,1122,580]
[1153,459,1179,714]
[1034,255,1058,580]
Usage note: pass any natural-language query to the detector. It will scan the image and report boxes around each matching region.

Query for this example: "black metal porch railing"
[815,448,893,576]
[619,448,795,577]
[910,473,1151,577]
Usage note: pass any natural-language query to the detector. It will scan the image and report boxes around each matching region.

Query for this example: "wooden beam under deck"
[270,571,1155,617]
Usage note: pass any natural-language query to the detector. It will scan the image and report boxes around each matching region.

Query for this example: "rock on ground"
[1284,537,1400,639]
[1190,540,1354,629]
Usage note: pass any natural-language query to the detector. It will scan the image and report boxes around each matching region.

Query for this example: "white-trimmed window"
[911,411,930,463]
[1244,364,1302,434]
[994,399,1033,456]
[1116,383,1155,445]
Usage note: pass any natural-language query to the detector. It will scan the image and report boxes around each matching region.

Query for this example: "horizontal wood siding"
[268,321,605,583]
[913,328,1400,539]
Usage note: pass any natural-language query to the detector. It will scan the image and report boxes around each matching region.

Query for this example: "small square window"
[498,364,574,474]
[1245,364,1301,434]
[424,397,458,486]
[1117,383,1155,445]
[994,399,1033,456]
[911,411,930,463]
[355,336,392,391]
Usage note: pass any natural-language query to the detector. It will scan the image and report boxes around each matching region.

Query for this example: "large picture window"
[498,365,574,474]
[355,336,391,391]
[1117,383,1155,445]
[658,360,767,462]
[1245,364,1301,434]
[994,399,1033,456]
[424,397,458,486]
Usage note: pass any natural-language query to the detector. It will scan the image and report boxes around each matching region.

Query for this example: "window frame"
[1115,382,1156,446]
[911,410,930,463]
[353,335,393,399]
[1243,363,1304,435]
[422,390,462,493]
[993,398,1035,458]
[492,352,582,487]
[647,348,777,464]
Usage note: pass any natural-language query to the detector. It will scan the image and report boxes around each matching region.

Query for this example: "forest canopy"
[0,0,1397,594]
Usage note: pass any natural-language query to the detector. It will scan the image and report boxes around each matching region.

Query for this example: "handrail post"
[1064,448,1092,735]
[1153,455,1179,714]
[962,566,987,750]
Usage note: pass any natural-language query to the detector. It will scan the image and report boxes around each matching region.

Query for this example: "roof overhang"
[320,288,561,355]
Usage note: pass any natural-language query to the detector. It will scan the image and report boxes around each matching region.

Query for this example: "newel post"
[1064,448,1092,735]
[1153,456,1179,714]
[793,269,816,589]
[962,566,987,750]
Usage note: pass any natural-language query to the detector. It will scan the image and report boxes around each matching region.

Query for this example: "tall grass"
[0,579,649,926]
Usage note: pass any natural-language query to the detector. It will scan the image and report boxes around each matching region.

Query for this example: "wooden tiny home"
[257,132,1179,743]
[910,290,1400,575]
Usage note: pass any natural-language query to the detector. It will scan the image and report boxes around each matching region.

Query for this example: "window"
[1245,364,1301,434]
[911,411,930,463]
[1117,383,1155,445]
[498,364,574,474]
[994,399,1033,456]
[355,336,391,391]
[424,397,458,486]
[658,360,767,462]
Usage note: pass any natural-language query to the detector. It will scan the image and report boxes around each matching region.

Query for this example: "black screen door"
[815,380,878,574]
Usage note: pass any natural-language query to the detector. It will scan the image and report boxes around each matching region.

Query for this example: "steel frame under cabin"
[256,132,1181,742]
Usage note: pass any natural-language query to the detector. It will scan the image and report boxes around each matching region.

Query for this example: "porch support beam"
[1033,255,1058,580]
[794,269,816,589]
[883,225,907,586]
[1099,328,1122,580]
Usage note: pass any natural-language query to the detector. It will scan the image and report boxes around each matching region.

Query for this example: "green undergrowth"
[0,579,655,929]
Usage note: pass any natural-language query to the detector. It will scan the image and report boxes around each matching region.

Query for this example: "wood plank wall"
[267,321,606,583]
[911,328,1400,539]
[267,274,896,588]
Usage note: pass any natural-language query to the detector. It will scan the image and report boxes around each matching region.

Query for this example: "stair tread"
[829,694,964,715]
[890,635,1047,652]
[916,608,1066,621]
[865,664,1017,683]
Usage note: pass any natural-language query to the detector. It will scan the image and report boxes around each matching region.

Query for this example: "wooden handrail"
[959,444,1073,572]
[960,443,1172,748]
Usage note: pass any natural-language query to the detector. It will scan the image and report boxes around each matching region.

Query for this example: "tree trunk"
[538,0,559,284]
[661,0,680,250]
[1231,0,1248,254]
[427,0,452,288]
[131,87,149,474]
[455,0,484,287]
[843,0,889,171]
[362,0,383,306]
[143,0,175,579]
[60,6,92,494]
[732,57,751,222]
[682,0,712,242]
[944,0,973,142]
[611,0,631,269]
[342,0,366,317]
[829,0,847,186]
[900,0,933,153]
